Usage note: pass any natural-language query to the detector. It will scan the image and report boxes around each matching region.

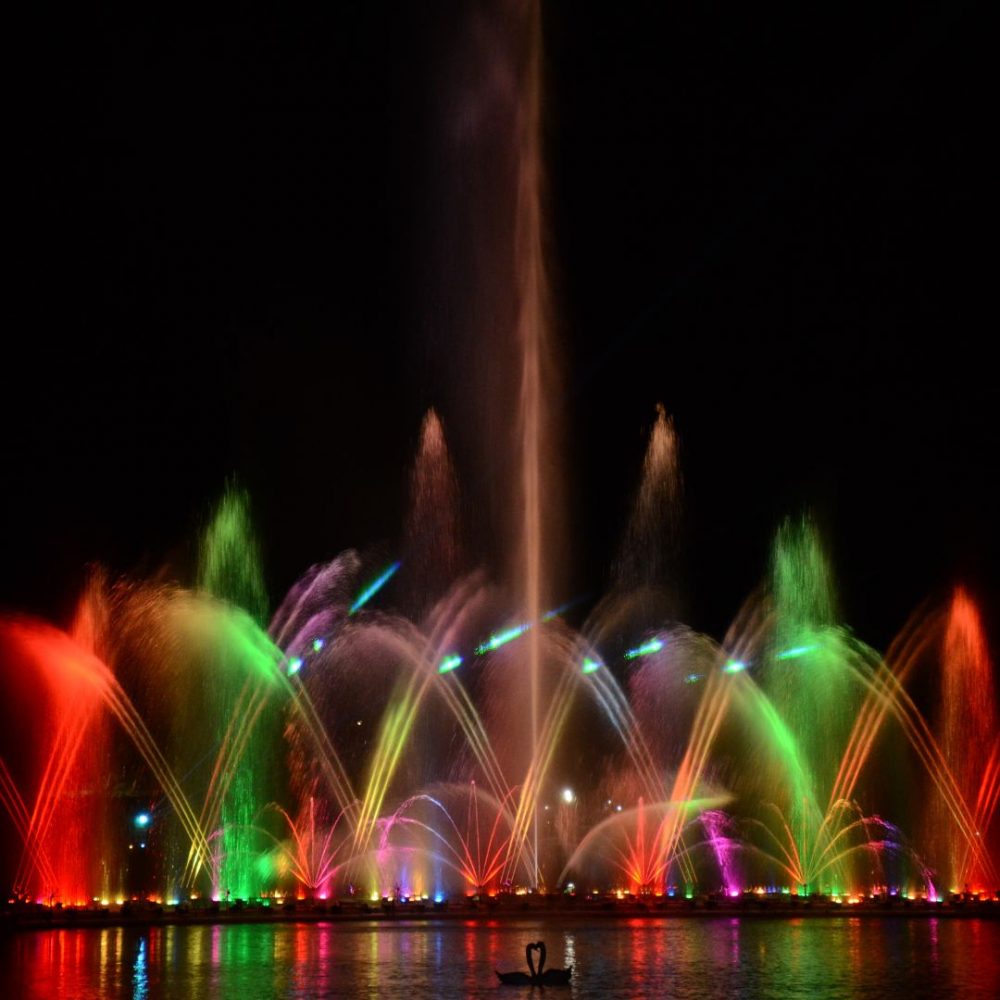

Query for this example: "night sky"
[5,2,995,654]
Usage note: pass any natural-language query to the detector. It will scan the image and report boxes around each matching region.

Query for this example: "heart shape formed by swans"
[497,939,571,986]
[526,941,544,978]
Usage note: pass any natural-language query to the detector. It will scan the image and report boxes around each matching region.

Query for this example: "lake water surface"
[3,916,998,999]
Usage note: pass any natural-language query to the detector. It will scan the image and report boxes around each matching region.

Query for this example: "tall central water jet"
[514,0,551,888]
[449,0,561,886]
[429,0,565,887]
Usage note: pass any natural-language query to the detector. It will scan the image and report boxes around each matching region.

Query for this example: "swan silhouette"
[496,942,538,985]
[496,941,572,986]
[535,940,572,986]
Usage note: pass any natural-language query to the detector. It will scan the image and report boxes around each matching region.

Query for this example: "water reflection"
[2,918,998,999]
[132,937,147,1000]
[728,917,740,965]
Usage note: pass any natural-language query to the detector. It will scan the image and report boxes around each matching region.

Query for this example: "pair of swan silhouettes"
[497,940,572,986]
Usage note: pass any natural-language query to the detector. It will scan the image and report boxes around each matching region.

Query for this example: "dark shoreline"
[5,897,998,932]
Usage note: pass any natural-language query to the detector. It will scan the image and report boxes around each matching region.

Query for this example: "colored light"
[349,561,401,614]
[434,893,444,904]
[624,638,663,660]
[475,623,529,654]
[475,597,580,656]
[541,597,582,621]
[775,644,817,660]
[438,654,463,674]
[9,501,997,911]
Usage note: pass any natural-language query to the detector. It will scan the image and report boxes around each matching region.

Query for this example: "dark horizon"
[5,1,995,653]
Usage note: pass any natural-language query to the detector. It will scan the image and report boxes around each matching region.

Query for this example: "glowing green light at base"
[723,659,747,674]
[775,644,817,660]
[581,658,601,674]
[438,654,463,674]
[475,623,530,655]
[624,638,663,660]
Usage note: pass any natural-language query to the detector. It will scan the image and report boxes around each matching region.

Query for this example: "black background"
[5,2,995,653]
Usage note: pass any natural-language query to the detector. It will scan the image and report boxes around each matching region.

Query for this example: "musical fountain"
[1,2,997,918]
[1,411,996,913]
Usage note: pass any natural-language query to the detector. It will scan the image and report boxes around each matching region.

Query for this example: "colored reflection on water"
[2,918,998,999]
